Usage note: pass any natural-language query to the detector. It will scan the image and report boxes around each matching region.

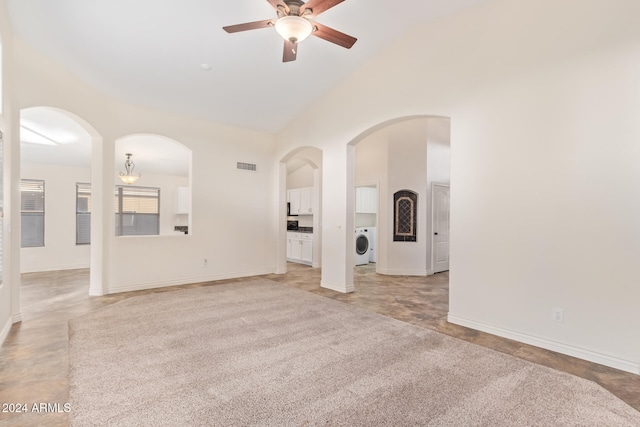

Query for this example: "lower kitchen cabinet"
[287,232,313,265]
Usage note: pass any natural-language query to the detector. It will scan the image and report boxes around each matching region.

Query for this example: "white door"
[432,183,450,273]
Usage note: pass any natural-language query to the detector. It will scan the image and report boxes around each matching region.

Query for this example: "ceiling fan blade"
[223,19,274,33]
[283,40,298,62]
[311,22,357,49]
[267,0,290,13]
[300,0,345,17]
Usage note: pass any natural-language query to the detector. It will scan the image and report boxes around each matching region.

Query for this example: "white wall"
[355,130,386,230]
[386,120,428,275]
[0,0,17,346]
[20,163,91,272]
[425,118,451,273]
[275,0,640,373]
[287,164,313,189]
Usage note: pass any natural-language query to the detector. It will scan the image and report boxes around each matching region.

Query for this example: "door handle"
[434,232,438,235]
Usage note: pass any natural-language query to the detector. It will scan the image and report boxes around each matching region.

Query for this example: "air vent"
[237,162,257,172]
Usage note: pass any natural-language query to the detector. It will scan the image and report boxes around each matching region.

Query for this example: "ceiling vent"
[237,162,257,172]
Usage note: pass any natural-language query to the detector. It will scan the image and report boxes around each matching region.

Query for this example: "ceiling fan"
[223,0,357,62]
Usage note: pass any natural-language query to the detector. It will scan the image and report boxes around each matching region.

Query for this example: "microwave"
[287,220,299,231]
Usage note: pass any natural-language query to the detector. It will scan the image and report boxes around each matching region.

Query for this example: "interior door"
[432,183,450,273]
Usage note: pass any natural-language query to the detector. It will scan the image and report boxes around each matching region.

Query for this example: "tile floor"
[0,264,637,426]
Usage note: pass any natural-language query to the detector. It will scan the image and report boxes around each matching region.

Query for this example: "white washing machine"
[368,227,376,263]
[355,227,370,265]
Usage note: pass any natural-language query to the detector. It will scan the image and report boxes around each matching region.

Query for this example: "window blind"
[115,186,160,236]
[21,179,45,247]
[76,183,91,245]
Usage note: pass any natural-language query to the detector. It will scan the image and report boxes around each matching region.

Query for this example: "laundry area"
[355,186,377,266]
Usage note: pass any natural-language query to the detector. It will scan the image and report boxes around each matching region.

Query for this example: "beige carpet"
[69,279,640,426]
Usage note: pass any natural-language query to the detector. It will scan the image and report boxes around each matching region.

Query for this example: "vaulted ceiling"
[7,0,486,134]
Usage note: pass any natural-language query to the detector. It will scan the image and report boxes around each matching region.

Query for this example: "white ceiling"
[21,107,190,176]
[20,107,92,168]
[7,0,487,135]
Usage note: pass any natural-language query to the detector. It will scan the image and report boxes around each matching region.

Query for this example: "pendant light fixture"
[119,153,141,185]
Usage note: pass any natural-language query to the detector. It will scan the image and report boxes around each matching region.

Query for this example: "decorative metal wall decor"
[393,190,417,242]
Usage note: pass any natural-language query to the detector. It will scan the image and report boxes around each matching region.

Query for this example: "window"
[115,186,160,236]
[21,179,45,247]
[76,183,91,244]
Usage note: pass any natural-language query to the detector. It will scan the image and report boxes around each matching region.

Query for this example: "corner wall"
[275,0,640,373]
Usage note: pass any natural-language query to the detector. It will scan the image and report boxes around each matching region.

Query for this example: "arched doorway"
[277,146,323,274]
[18,106,104,295]
[347,115,450,286]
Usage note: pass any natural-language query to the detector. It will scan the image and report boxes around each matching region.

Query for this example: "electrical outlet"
[203,258,208,268]
[552,307,564,322]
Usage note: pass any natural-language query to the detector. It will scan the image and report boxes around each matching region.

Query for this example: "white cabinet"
[300,237,313,264]
[287,232,313,265]
[300,188,313,215]
[356,187,377,214]
[287,187,313,215]
[176,187,190,214]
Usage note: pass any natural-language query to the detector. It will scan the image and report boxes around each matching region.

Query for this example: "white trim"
[12,313,22,323]
[88,287,104,297]
[0,317,12,348]
[21,263,90,274]
[321,280,354,294]
[106,268,274,295]
[448,314,640,375]
[377,268,428,276]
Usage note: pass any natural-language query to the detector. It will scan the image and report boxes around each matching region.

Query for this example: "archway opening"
[347,115,450,284]
[115,134,192,237]
[18,106,103,295]
[278,146,323,274]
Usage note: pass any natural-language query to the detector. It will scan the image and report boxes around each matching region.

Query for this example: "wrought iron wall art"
[393,190,417,242]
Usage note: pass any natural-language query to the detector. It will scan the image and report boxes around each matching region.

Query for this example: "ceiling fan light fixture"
[275,16,313,43]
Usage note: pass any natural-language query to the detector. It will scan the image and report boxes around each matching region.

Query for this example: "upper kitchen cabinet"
[356,187,377,214]
[288,187,313,215]
[176,187,190,214]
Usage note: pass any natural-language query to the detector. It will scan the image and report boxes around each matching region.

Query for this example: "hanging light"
[275,16,313,44]
[119,153,141,185]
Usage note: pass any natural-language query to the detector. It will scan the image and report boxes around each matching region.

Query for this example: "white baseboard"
[0,316,12,348]
[376,268,428,276]
[21,263,90,274]
[106,268,274,295]
[448,314,640,375]
[88,287,104,297]
[12,312,22,323]
[321,280,354,294]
